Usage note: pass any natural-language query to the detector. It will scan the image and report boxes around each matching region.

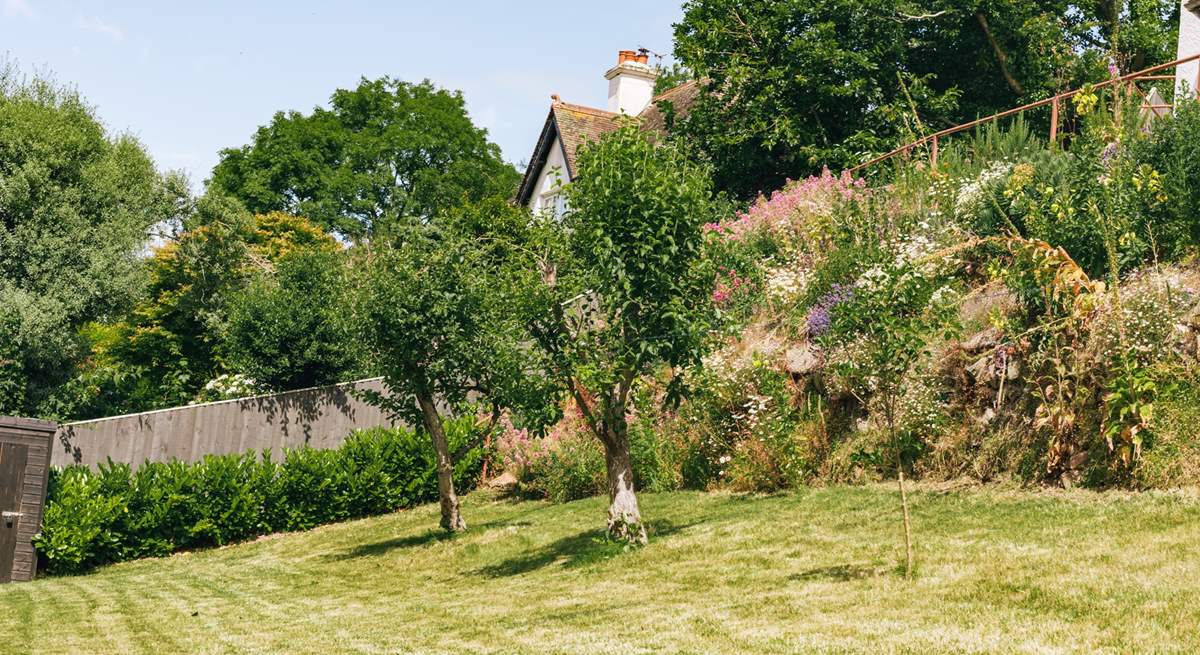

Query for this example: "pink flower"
[706,168,867,241]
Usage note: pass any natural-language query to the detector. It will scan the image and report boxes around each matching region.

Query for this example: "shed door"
[0,443,29,584]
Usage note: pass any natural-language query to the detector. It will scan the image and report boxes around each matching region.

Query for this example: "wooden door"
[0,443,29,584]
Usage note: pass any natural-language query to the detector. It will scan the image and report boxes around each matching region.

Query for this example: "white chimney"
[605,49,657,115]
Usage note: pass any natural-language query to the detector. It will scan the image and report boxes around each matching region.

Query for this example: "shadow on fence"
[53,377,399,469]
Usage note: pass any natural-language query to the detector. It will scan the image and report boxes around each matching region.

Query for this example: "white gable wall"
[527,134,570,216]
[1178,0,1200,97]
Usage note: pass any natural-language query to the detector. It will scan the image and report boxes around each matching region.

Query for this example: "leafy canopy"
[672,0,1179,197]
[210,77,520,241]
[0,64,181,417]
[224,248,359,392]
[353,202,550,429]
[62,203,340,419]
[530,122,716,411]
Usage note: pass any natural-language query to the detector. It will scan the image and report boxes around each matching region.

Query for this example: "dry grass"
[3,484,1200,654]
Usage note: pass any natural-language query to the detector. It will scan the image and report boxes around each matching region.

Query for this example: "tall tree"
[672,0,1178,197]
[0,64,181,417]
[524,124,715,544]
[353,202,550,532]
[209,78,520,242]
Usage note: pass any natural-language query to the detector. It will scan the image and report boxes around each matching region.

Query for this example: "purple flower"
[806,283,855,337]
[806,306,832,336]
[1100,142,1118,169]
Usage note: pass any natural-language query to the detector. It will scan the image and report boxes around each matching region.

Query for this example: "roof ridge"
[552,100,620,118]
[650,79,697,103]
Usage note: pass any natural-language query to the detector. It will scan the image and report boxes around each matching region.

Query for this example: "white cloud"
[2,0,35,19]
[75,14,125,41]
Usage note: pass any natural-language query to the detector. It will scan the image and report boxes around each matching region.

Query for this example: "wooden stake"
[1049,96,1059,144]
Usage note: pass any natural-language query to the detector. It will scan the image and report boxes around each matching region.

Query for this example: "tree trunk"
[601,424,647,545]
[896,450,914,580]
[417,392,466,532]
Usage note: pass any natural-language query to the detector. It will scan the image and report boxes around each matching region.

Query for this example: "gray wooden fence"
[52,377,400,469]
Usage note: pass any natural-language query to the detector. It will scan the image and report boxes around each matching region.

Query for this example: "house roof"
[553,101,624,176]
[637,80,700,136]
[515,80,701,206]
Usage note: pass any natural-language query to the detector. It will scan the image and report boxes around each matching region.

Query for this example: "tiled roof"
[637,80,700,136]
[552,101,623,177]
[515,80,701,206]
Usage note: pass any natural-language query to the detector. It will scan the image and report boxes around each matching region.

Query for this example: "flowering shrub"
[496,401,600,500]
[495,415,550,485]
[191,374,261,404]
[712,268,752,305]
[954,161,1013,221]
[705,168,867,245]
[672,356,820,491]
[764,265,807,303]
[1087,278,1191,370]
[806,283,854,337]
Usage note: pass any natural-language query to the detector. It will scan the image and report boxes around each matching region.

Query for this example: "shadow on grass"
[788,564,885,583]
[474,519,694,578]
[330,530,456,559]
[327,517,536,561]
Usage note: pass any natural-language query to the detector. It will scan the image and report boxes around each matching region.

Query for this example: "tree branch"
[975,12,1025,96]
[895,10,950,21]
[451,401,502,461]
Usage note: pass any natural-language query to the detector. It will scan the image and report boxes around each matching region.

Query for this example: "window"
[539,190,569,220]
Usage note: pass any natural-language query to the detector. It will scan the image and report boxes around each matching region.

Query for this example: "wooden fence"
[52,377,400,470]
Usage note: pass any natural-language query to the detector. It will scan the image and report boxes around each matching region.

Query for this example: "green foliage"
[520,122,716,540]
[673,358,821,492]
[652,62,692,96]
[500,393,685,501]
[526,430,607,503]
[210,77,520,241]
[671,0,1178,197]
[1127,99,1200,260]
[353,218,550,429]
[59,207,340,419]
[224,248,359,391]
[0,63,182,417]
[33,419,484,575]
[1137,371,1200,488]
[532,122,716,406]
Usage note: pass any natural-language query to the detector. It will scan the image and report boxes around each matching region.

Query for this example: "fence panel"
[53,378,401,469]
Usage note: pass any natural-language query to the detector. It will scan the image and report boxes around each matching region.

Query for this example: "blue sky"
[0,0,683,189]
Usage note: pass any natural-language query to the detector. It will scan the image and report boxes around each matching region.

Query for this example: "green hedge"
[33,419,484,575]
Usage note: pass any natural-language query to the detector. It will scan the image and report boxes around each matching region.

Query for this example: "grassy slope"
[3,486,1200,655]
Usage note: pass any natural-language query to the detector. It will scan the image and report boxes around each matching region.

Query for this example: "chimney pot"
[606,49,658,114]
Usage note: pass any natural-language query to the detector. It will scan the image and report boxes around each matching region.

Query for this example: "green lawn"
[4,484,1200,654]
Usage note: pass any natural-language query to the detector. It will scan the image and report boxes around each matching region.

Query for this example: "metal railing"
[845,52,1200,176]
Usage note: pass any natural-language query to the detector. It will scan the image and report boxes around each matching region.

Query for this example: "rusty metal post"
[1049,96,1059,144]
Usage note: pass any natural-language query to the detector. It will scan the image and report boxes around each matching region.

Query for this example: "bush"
[33,418,484,575]
[526,432,606,503]
[223,248,359,392]
[1128,99,1200,261]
